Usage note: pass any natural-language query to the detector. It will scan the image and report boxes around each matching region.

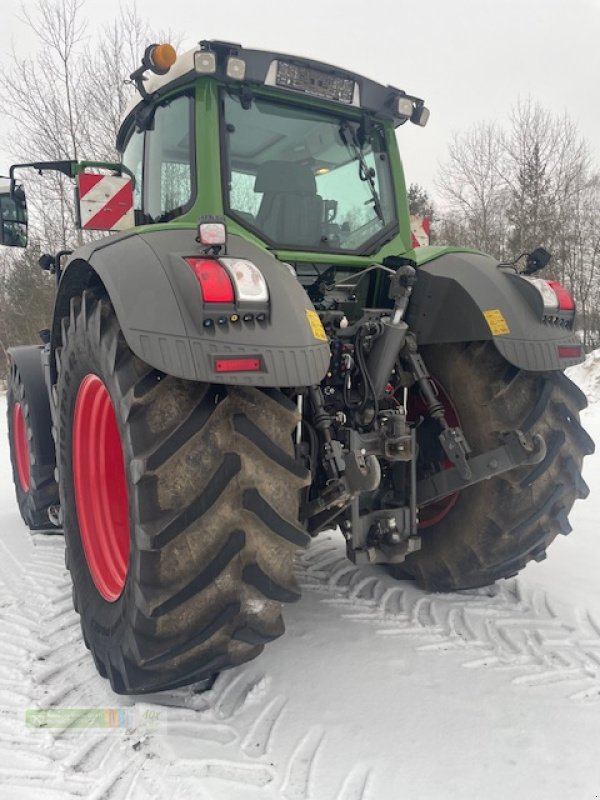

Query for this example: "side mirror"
[0,178,28,248]
[523,247,552,275]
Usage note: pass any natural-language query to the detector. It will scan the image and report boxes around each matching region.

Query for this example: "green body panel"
[193,80,225,217]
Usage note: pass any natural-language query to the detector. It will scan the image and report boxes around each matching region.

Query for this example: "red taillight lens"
[546,280,575,312]
[214,357,262,373]
[185,258,234,303]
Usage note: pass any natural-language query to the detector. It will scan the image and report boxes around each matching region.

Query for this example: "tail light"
[185,257,269,305]
[185,258,235,303]
[525,278,575,316]
[220,258,269,303]
[546,280,575,311]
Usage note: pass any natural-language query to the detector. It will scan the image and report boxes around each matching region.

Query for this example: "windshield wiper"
[339,121,384,224]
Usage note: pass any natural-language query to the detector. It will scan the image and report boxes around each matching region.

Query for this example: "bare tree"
[501,99,592,283]
[436,122,509,258]
[2,0,178,249]
[435,100,599,348]
[0,0,180,370]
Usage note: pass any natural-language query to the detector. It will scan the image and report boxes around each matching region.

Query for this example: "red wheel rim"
[73,375,130,602]
[13,402,31,492]
[408,379,461,529]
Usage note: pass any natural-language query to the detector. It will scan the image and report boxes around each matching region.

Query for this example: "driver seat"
[255,161,323,246]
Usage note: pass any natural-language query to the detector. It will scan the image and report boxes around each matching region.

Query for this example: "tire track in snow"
[6,526,597,800]
[0,533,373,799]
[296,536,600,700]
[281,726,324,800]
[0,535,116,798]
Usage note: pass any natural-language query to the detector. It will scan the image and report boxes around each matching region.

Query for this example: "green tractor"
[1,41,593,694]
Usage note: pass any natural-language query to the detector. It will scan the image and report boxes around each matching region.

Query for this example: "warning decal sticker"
[483,309,511,336]
[306,309,328,342]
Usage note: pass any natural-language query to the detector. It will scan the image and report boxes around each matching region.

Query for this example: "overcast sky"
[1,0,599,202]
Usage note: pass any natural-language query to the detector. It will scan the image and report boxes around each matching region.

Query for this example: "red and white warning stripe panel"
[78,174,135,232]
[410,215,430,248]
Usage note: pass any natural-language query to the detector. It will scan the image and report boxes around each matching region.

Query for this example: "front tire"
[57,293,310,694]
[396,342,594,591]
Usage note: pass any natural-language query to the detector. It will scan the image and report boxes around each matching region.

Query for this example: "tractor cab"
[116,41,429,260]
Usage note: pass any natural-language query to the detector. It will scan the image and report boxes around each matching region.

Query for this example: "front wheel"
[7,356,59,530]
[56,293,310,694]
[394,342,594,591]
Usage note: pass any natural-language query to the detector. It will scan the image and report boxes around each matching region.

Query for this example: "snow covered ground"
[0,364,599,800]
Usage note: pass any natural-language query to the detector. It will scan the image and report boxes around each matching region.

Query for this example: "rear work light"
[197,220,227,247]
[186,258,235,303]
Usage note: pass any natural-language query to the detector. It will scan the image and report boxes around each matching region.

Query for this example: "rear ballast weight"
[1,39,592,694]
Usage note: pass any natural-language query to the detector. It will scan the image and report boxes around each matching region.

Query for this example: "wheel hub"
[72,375,130,602]
[12,402,31,492]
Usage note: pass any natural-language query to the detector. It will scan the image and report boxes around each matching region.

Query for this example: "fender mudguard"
[7,345,56,465]
[53,229,330,387]
[405,250,584,371]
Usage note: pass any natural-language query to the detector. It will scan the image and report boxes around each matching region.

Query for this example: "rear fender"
[52,229,330,387]
[406,251,583,371]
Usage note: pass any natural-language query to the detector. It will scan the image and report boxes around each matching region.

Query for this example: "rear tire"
[7,359,59,530]
[394,342,594,591]
[57,293,310,694]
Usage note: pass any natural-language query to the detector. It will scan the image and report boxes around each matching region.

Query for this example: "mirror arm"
[8,160,136,194]
[76,161,136,188]
[9,161,77,195]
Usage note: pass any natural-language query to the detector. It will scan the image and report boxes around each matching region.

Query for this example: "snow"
[567,349,600,408]
[1,361,600,799]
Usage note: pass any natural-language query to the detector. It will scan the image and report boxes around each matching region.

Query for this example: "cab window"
[145,94,195,222]
[122,128,144,214]
[120,92,195,224]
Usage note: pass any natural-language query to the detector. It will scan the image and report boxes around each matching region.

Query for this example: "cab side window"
[146,95,194,222]
[122,128,144,216]
[120,92,195,225]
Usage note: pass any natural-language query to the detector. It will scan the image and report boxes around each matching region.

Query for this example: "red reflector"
[185,257,234,303]
[558,345,583,359]
[546,280,575,311]
[214,357,262,373]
